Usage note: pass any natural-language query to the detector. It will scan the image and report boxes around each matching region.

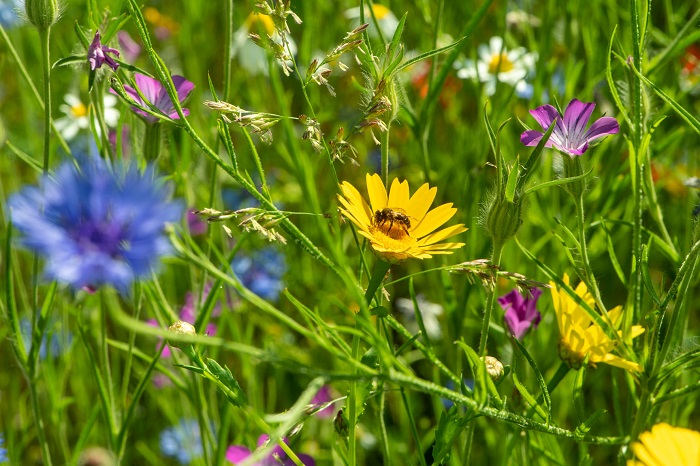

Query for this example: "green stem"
[573,194,606,312]
[381,124,391,187]
[477,240,504,356]
[29,377,53,466]
[400,388,428,466]
[39,27,51,172]
[143,123,162,162]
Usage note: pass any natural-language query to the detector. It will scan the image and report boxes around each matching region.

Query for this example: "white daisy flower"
[345,4,399,40]
[231,12,297,77]
[54,93,119,140]
[455,36,537,97]
[396,294,444,340]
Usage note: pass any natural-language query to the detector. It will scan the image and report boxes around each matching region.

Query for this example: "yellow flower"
[337,174,467,262]
[627,423,700,466]
[550,274,644,372]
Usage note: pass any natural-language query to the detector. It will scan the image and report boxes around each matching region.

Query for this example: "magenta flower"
[88,31,120,71]
[310,385,334,418]
[498,288,542,340]
[117,31,141,62]
[226,435,315,466]
[119,73,194,124]
[520,98,619,156]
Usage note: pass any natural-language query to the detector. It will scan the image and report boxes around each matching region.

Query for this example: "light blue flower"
[232,247,286,301]
[0,433,7,463]
[8,156,182,294]
[160,419,203,465]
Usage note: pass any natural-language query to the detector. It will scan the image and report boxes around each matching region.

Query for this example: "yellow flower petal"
[411,203,457,238]
[629,423,700,466]
[417,224,468,246]
[406,183,437,220]
[366,173,388,213]
[387,178,410,208]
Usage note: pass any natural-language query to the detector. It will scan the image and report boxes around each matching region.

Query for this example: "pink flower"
[118,73,194,124]
[498,288,542,340]
[88,31,120,71]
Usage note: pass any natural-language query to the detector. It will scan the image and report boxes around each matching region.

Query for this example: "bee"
[373,207,412,236]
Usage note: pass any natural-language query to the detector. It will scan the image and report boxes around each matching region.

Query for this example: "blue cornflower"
[8,156,182,294]
[231,247,286,301]
[0,433,7,463]
[0,0,21,29]
[160,419,204,465]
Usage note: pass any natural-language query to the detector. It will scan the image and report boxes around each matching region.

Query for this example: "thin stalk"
[381,124,391,188]
[400,388,428,466]
[477,240,504,355]
[573,194,606,312]
[378,389,391,466]
[39,27,51,173]
[29,377,53,466]
[142,123,162,162]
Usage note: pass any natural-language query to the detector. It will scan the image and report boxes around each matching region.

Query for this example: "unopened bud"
[168,320,196,348]
[25,0,61,30]
[482,356,504,383]
[484,195,524,243]
[561,154,587,198]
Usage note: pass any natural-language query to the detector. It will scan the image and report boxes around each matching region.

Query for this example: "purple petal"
[166,108,189,120]
[172,75,195,102]
[563,99,595,140]
[225,445,252,463]
[283,454,316,466]
[583,116,620,142]
[529,105,560,130]
[134,73,162,102]
[520,129,552,147]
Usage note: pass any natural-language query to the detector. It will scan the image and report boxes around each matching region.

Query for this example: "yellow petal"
[337,192,371,228]
[411,203,457,238]
[417,224,467,246]
[601,354,643,372]
[405,182,437,221]
[366,173,388,213]
[387,178,410,208]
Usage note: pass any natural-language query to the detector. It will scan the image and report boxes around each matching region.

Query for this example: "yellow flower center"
[246,13,276,36]
[488,52,514,74]
[370,224,416,250]
[372,4,390,20]
[557,339,585,370]
[71,102,88,118]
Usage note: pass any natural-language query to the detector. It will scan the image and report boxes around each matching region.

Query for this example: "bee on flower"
[337,174,467,263]
[455,36,537,97]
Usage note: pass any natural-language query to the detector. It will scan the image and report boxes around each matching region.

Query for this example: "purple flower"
[87,31,120,71]
[310,385,335,418]
[8,156,182,294]
[118,73,194,124]
[226,435,315,466]
[498,288,542,340]
[521,98,619,156]
[187,211,207,236]
[117,30,141,62]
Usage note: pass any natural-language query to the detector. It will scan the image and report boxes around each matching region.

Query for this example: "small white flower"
[54,93,119,140]
[396,294,444,340]
[232,12,297,76]
[345,4,399,40]
[455,36,537,97]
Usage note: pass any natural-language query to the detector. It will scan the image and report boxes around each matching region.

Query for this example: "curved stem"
[381,124,391,187]
[39,27,52,173]
[573,194,606,313]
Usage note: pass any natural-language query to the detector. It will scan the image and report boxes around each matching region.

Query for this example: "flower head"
[627,423,700,466]
[550,274,644,371]
[310,385,335,418]
[338,174,467,262]
[498,288,542,340]
[455,36,536,96]
[55,93,119,141]
[118,73,194,124]
[226,435,315,466]
[88,31,120,71]
[521,98,619,157]
[160,419,203,465]
[8,156,182,294]
[232,247,286,301]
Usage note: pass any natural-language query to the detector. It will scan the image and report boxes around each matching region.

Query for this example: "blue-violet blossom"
[160,419,203,465]
[8,157,182,294]
[521,98,619,157]
[498,288,542,340]
[232,247,286,301]
[226,435,315,466]
[88,31,120,71]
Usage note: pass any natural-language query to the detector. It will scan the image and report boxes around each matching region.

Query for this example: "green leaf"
[505,156,520,203]
[206,358,247,407]
[53,55,86,68]
[641,243,662,307]
[523,168,594,195]
[386,12,407,62]
[512,365,548,421]
[431,406,474,465]
[572,363,587,423]
[394,36,467,75]
[599,219,627,287]
[574,409,607,441]
[605,27,631,128]
[455,340,501,406]
[6,140,43,173]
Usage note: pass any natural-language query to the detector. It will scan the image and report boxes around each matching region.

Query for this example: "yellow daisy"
[550,274,644,372]
[628,423,700,466]
[337,174,467,262]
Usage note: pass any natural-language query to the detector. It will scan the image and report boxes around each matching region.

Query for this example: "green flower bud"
[561,154,588,198]
[484,195,524,243]
[25,0,61,30]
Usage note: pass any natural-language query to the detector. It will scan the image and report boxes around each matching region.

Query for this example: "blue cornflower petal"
[160,419,204,465]
[232,247,287,302]
[8,156,182,294]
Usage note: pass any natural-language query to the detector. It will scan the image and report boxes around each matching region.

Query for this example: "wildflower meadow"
[2,0,700,464]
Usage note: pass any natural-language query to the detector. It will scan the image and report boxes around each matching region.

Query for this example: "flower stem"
[573,194,606,312]
[477,240,505,356]
[143,123,162,161]
[39,27,51,173]
[381,124,391,188]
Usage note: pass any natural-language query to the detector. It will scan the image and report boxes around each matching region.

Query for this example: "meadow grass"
[0,0,699,464]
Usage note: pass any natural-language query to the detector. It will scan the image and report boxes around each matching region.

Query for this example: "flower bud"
[167,320,196,348]
[561,154,587,198]
[484,195,524,243]
[25,0,61,30]
[482,355,504,383]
